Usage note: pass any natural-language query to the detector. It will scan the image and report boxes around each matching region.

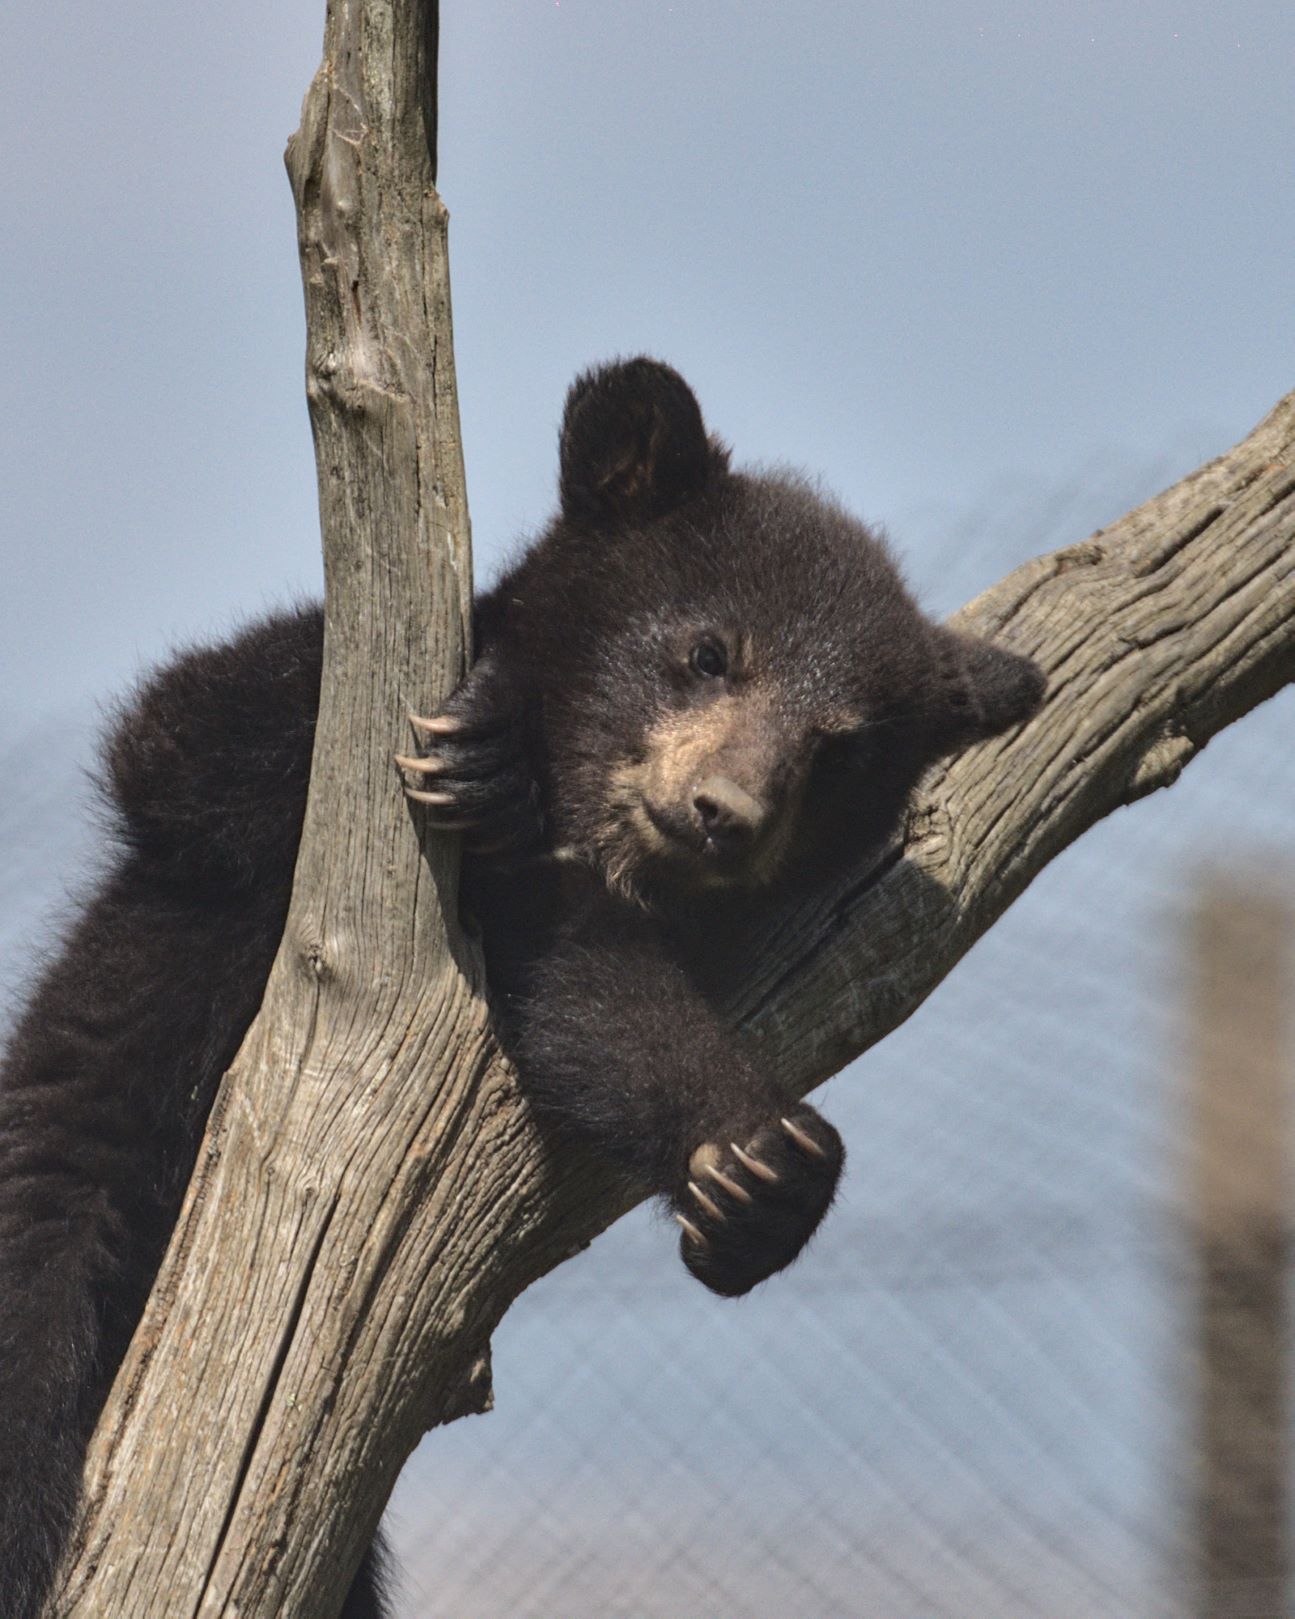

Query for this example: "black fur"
[0,360,1043,1616]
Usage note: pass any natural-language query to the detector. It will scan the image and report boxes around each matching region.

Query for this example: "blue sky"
[2,2,1291,724]
[2,4,1293,1615]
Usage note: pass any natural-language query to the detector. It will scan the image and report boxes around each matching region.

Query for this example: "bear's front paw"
[675,1102,844,1297]
[397,654,543,855]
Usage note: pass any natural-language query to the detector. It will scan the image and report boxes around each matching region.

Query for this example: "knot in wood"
[299,939,333,984]
[1128,729,1195,800]
[1053,539,1107,574]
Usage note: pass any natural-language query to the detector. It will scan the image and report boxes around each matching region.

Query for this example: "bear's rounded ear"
[559,358,728,526]
[927,625,1046,755]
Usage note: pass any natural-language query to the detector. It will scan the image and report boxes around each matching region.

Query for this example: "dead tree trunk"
[50,0,1295,1614]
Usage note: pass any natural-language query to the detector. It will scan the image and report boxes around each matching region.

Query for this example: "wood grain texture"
[48,0,1295,1606]
[51,0,532,1613]
[733,390,1295,1086]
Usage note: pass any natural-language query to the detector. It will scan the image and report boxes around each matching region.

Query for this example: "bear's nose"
[692,775,768,849]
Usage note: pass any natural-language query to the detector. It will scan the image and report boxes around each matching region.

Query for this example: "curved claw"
[781,1116,828,1158]
[393,752,447,774]
[688,1180,724,1222]
[731,1143,779,1184]
[705,1165,753,1205]
[403,790,491,830]
[408,712,463,736]
[675,1213,708,1248]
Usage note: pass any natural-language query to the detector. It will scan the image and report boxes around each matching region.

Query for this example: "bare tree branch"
[733,394,1295,1083]
[49,0,1295,1607]
[53,1,522,1613]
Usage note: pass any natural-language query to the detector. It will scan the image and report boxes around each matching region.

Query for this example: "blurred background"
[2,3,1293,1615]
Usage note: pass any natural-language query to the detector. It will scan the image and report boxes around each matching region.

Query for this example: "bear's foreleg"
[517,897,843,1296]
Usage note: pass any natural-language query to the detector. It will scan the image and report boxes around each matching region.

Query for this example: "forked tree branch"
[49,0,1295,1611]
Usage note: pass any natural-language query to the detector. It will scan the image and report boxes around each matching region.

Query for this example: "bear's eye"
[688,637,728,679]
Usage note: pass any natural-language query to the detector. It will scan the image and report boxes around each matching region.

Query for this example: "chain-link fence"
[1,453,1290,1619]
[383,458,1295,1618]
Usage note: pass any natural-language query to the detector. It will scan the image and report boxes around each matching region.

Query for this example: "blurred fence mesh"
[384,456,1295,1618]
[2,450,1290,1619]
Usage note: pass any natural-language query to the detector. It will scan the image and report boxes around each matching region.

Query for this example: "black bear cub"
[0,359,1043,1618]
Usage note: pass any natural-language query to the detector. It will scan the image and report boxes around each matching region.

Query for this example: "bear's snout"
[692,774,768,852]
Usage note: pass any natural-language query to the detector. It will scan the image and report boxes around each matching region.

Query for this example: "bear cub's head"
[513,359,1044,905]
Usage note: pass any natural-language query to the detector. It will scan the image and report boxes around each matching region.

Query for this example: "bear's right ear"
[559,358,728,526]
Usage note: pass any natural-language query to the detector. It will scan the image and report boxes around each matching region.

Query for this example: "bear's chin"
[606,835,781,911]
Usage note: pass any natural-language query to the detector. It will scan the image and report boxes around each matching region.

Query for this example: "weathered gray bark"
[49,0,1295,1610]
[730,395,1295,1076]
[53,2,523,1614]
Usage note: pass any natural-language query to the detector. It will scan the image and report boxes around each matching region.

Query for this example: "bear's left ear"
[926,625,1046,755]
[559,357,728,526]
